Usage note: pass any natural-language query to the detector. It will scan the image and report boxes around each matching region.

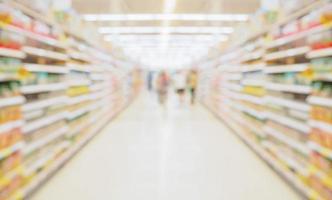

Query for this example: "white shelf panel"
[0,142,24,160]
[0,96,25,108]
[2,23,68,49]
[309,120,332,133]
[22,46,68,61]
[23,126,68,156]
[265,111,310,133]
[222,83,243,92]
[69,52,91,63]
[241,50,264,62]
[23,111,67,134]
[264,126,309,155]
[24,64,68,74]
[226,91,264,105]
[266,24,331,49]
[209,107,317,199]
[0,120,24,134]
[264,46,310,61]
[264,64,309,74]
[307,47,332,59]
[67,63,91,73]
[21,83,67,94]
[265,96,310,112]
[67,79,92,87]
[0,47,26,59]
[241,63,265,73]
[68,91,108,106]
[307,96,332,107]
[308,142,332,160]
[241,79,264,87]
[24,141,70,176]
[265,82,311,94]
[67,105,94,120]
[230,111,265,137]
[22,96,67,112]
[224,73,242,81]
[232,104,266,120]
[20,111,115,198]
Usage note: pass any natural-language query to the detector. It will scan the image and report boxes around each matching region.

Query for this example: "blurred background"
[0,0,331,200]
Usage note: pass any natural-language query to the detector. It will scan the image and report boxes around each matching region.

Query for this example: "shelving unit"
[200,1,332,199]
[0,1,140,200]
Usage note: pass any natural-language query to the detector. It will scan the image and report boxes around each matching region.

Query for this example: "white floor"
[32,94,301,200]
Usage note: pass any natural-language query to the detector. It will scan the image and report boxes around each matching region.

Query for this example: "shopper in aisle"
[187,69,198,105]
[173,70,187,106]
[147,71,154,92]
[156,71,170,106]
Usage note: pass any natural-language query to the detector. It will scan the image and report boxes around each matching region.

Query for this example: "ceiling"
[73,0,259,14]
[73,0,261,69]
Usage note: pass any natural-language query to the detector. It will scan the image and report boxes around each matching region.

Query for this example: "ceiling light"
[83,14,249,22]
[99,26,234,34]
[103,34,228,42]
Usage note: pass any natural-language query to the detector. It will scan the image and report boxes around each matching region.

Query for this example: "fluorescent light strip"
[83,14,249,22]
[99,26,234,34]
[104,34,229,42]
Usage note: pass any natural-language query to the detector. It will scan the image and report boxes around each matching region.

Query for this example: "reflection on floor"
[32,93,301,200]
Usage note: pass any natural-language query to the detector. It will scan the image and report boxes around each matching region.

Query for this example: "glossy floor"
[32,94,300,200]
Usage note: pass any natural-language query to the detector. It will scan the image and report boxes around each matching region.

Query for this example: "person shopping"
[187,69,198,105]
[173,70,187,106]
[156,71,169,106]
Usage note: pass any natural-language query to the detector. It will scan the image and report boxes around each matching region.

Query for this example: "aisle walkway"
[32,94,300,200]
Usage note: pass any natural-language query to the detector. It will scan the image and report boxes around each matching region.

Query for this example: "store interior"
[0,0,332,200]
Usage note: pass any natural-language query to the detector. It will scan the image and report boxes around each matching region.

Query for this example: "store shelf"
[266,24,332,49]
[22,46,68,61]
[0,47,26,59]
[67,64,91,73]
[24,64,69,74]
[23,112,67,134]
[265,111,310,133]
[0,96,25,108]
[67,79,92,87]
[0,120,24,134]
[265,82,311,94]
[0,142,24,160]
[1,22,68,49]
[67,105,94,120]
[308,142,332,160]
[21,110,116,199]
[264,126,309,155]
[265,96,310,112]
[223,83,242,92]
[22,96,67,112]
[307,47,332,59]
[230,111,265,137]
[0,166,24,189]
[264,46,310,61]
[204,104,316,200]
[309,120,332,133]
[307,96,332,107]
[21,83,67,94]
[232,104,266,120]
[67,94,92,105]
[241,63,265,73]
[69,52,91,63]
[227,91,264,105]
[23,126,68,156]
[241,79,264,87]
[263,64,309,74]
[224,73,242,81]
[24,141,70,177]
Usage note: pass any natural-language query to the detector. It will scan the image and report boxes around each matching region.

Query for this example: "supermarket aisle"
[32,94,300,200]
